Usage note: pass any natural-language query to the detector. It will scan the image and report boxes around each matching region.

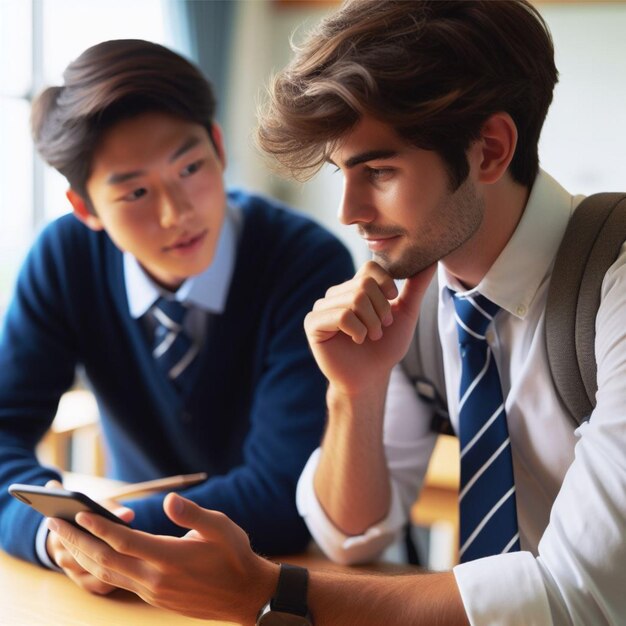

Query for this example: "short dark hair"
[257,0,558,189]
[31,39,216,209]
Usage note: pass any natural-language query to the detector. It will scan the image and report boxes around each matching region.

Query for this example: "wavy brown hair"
[257,0,558,189]
[31,39,216,211]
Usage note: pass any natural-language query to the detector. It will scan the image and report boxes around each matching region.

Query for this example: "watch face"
[257,609,311,626]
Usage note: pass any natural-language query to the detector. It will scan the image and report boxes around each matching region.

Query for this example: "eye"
[121,188,147,202]
[365,166,393,183]
[180,159,204,178]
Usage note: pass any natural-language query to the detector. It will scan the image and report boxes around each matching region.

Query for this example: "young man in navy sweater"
[0,39,353,594]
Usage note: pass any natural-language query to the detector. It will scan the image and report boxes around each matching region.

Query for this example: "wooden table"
[411,435,460,567]
[0,549,419,626]
[411,434,459,526]
[37,390,103,476]
[0,550,217,625]
[0,473,212,625]
[0,475,418,625]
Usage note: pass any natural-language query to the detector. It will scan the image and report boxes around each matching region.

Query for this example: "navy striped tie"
[450,290,520,562]
[151,298,199,391]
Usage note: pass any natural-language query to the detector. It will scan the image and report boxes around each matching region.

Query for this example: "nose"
[338,179,375,226]
[158,183,193,229]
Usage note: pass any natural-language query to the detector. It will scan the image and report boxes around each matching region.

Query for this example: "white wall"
[226,1,626,266]
[540,3,626,194]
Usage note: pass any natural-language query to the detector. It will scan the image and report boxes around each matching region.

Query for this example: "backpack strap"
[400,274,453,434]
[545,192,626,426]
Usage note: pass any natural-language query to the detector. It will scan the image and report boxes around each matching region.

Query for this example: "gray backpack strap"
[545,192,626,426]
[400,273,453,434]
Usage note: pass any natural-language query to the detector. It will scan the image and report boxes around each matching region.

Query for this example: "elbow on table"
[310,525,396,566]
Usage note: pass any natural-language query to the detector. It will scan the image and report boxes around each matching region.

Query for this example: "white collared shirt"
[296,171,626,625]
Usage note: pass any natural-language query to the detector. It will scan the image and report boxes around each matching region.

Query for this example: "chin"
[375,253,435,280]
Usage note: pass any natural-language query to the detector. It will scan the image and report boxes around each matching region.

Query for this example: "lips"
[363,235,399,243]
[363,235,401,252]
[359,225,403,240]
[164,229,207,251]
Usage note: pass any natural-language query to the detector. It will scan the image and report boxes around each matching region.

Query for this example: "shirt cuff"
[453,551,552,625]
[36,518,63,572]
[296,447,406,565]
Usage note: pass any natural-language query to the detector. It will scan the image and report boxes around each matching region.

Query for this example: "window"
[0,0,166,317]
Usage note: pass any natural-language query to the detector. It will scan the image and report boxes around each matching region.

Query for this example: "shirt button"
[485,330,495,344]
[516,304,527,316]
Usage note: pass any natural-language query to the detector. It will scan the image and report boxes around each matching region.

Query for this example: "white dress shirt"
[36,205,241,569]
[297,171,626,625]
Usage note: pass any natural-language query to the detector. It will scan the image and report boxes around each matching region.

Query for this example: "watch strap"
[271,563,309,616]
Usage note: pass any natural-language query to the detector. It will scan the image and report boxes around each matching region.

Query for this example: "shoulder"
[24,214,85,275]
[23,214,118,285]
[34,213,105,255]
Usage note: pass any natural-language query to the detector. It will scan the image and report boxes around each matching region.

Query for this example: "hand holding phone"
[8,483,130,528]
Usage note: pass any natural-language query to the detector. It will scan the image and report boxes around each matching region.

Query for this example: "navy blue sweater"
[0,190,354,565]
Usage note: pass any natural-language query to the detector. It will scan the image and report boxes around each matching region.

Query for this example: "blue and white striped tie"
[451,290,520,562]
[151,298,199,391]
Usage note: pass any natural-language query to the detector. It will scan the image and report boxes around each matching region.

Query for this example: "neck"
[443,175,530,289]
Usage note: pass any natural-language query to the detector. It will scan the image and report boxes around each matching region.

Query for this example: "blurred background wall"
[1,0,625,319]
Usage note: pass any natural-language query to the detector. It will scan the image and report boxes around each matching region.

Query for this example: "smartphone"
[8,483,130,527]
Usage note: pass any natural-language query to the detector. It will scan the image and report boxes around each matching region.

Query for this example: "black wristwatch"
[256,563,313,625]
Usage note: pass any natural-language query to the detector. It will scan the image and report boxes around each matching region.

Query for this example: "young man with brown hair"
[0,39,354,593]
[47,2,625,624]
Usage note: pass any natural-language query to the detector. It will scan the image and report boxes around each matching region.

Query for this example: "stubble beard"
[373,178,485,280]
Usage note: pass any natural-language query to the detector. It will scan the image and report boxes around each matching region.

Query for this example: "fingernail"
[370,328,383,341]
[169,493,184,515]
[383,313,393,326]
[75,512,92,529]
[385,285,399,300]
[47,519,58,532]
[114,506,132,518]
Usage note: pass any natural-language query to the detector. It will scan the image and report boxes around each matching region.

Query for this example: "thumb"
[393,263,437,319]
[163,493,224,541]
[45,479,63,489]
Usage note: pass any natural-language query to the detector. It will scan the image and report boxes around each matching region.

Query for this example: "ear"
[67,188,104,231]
[209,122,227,169]
[473,112,518,185]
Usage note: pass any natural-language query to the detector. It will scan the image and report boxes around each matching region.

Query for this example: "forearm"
[0,487,56,564]
[314,381,392,536]
[50,490,469,624]
[307,568,469,626]
[0,442,62,564]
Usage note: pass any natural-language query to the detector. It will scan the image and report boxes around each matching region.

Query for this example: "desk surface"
[1,475,417,625]
[0,550,215,625]
[0,546,418,626]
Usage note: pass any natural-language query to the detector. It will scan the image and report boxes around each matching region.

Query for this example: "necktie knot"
[450,290,501,345]
[150,298,199,389]
[152,298,189,330]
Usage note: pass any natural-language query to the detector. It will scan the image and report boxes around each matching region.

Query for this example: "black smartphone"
[8,483,130,527]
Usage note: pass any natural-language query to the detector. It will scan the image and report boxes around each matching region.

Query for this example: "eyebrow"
[106,135,203,185]
[328,149,398,170]
[170,136,202,162]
